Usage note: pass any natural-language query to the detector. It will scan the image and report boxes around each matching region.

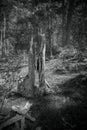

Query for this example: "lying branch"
[45,80,51,88]
[45,80,54,93]
[0,114,22,130]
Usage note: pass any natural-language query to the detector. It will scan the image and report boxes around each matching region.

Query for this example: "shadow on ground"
[1,73,87,130]
[31,74,87,130]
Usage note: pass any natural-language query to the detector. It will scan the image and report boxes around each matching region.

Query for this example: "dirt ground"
[0,59,87,130]
[30,59,87,130]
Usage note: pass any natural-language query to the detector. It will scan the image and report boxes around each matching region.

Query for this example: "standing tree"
[38,31,46,94]
[0,0,14,56]
[62,0,75,46]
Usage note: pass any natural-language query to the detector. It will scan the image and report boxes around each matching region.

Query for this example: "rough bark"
[62,0,75,46]
[3,14,6,55]
[48,32,52,58]
[50,37,52,58]
[0,29,2,56]
[28,36,35,96]
[38,33,47,95]
[39,37,46,88]
[48,14,53,58]
[62,0,66,46]
[65,0,75,45]
[18,36,35,97]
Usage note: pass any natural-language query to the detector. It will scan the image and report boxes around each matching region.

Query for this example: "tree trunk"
[18,36,35,97]
[48,32,52,58]
[0,29,2,56]
[28,36,35,96]
[65,0,74,45]
[65,20,71,46]
[62,0,66,46]
[49,31,52,58]
[38,33,46,95]
[62,0,75,46]
[7,39,9,55]
[39,38,46,88]
[48,15,53,58]
[3,14,6,55]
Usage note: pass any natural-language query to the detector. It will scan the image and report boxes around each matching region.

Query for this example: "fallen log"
[12,101,35,121]
[0,114,22,130]
[26,113,36,122]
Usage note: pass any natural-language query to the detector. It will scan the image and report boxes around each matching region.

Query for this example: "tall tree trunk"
[0,29,2,56]
[39,38,46,88]
[62,0,75,46]
[49,33,52,58]
[28,35,35,96]
[3,14,6,55]
[48,32,52,58]
[38,33,46,94]
[49,0,52,58]
[65,0,74,45]
[62,0,66,46]
[7,39,9,55]
[18,35,35,97]
[48,15,52,58]
[65,19,71,46]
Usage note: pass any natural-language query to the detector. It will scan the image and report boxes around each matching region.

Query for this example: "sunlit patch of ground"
[31,73,87,130]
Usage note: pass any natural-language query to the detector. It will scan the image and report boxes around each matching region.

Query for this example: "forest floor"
[0,58,87,130]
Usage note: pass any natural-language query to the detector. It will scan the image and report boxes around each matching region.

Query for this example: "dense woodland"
[0,0,87,130]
